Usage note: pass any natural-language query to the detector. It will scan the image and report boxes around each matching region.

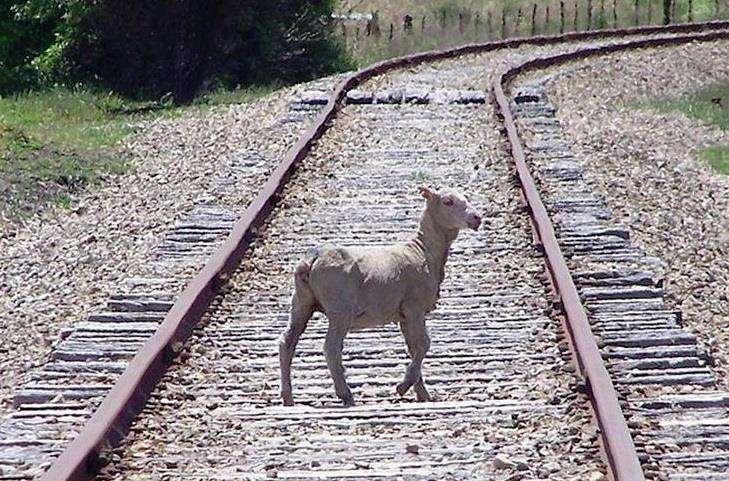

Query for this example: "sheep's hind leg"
[279,291,314,406]
[398,314,432,401]
[324,317,354,407]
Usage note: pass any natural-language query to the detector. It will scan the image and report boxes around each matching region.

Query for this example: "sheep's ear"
[419,185,437,200]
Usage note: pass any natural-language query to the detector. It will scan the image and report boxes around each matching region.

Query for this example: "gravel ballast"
[98,97,604,480]
[522,40,729,387]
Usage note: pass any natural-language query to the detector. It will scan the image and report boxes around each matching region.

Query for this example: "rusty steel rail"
[494,29,729,481]
[41,21,729,481]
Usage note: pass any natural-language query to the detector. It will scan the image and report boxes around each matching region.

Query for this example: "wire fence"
[336,0,728,64]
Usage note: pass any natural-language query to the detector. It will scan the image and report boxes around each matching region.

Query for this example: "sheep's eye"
[442,197,454,206]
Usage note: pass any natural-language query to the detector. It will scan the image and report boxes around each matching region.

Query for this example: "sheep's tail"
[295,247,320,285]
[292,247,321,312]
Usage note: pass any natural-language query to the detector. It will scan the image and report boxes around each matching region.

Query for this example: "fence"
[337,0,728,64]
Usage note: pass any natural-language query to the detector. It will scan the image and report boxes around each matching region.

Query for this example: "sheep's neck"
[413,209,458,285]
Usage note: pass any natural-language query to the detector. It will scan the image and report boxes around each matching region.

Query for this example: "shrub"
[1,0,352,103]
[64,0,352,103]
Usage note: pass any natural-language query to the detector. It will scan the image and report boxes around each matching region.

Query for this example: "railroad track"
[0,22,727,481]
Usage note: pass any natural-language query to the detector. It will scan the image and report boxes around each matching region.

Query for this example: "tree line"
[0,1,350,104]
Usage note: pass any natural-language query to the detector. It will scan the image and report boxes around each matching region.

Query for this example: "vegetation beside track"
[652,81,729,174]
[0,85,279,218]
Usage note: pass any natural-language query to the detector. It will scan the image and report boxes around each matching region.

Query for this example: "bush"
[66,0,352,103]
[1,0,352,103]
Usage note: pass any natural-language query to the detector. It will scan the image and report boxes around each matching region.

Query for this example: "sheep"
[278,185,483,407]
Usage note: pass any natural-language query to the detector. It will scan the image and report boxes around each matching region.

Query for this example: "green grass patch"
[653,82,729,131]
[0,89,135,216]
[649,81,728,175]
[700,145,729,174]
[0,84,278,218]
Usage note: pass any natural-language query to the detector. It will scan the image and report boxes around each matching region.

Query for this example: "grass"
[337,0,729,65]
[650,81,729,174]
[700,145,729,174]
[410,169,431,183]
[0,84,277,219]
[654,82,729,130]
[191,84,281,108]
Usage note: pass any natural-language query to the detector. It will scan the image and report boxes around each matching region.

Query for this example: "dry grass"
[337,0,729,65]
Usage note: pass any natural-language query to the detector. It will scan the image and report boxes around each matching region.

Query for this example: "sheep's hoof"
[396,381,412,397]
[281,393,294,406]
[415,391,432,402]
[414,383,431,402]
[341,396,355,407]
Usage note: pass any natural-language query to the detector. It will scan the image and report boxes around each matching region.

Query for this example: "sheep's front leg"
[398,313,431,401]
[324,317,354,407]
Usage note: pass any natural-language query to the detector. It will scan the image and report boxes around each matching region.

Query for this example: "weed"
[700,145,729,174]
[0,83,280,218]
[410,170,431,183]
[648,81,728,175]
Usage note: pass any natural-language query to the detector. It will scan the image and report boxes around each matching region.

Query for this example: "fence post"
[459,12,467,34]
[421,15,426,32]
[560,1,566,33]
[369,11,381,38]
[516,8,523,35]
[532,3,538,35]
[612,0,618,26]
[574,0,579,30]
[716,0,721,19]
[599,0,605,27]
[487,10,493,38]
[688,0,693,21]
[501,8,506,38]
[475,13,481,33]
[388,22,394,40]
[403,14,413,34]
[634,0,639,25]
[545,5,551,32]
[663,0,671,24]
[587,0,593,28]
[440,9,447,29]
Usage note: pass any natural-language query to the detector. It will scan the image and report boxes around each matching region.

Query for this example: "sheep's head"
[419,185,482,231]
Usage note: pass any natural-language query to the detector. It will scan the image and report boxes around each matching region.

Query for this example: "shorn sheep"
[278,185,483,406]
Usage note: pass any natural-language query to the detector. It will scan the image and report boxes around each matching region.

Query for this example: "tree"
[66,0,350,103]
[0,0,58,93]
[1,0,351,103]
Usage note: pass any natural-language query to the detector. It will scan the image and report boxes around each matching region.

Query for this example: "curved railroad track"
[0,21,727,481]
